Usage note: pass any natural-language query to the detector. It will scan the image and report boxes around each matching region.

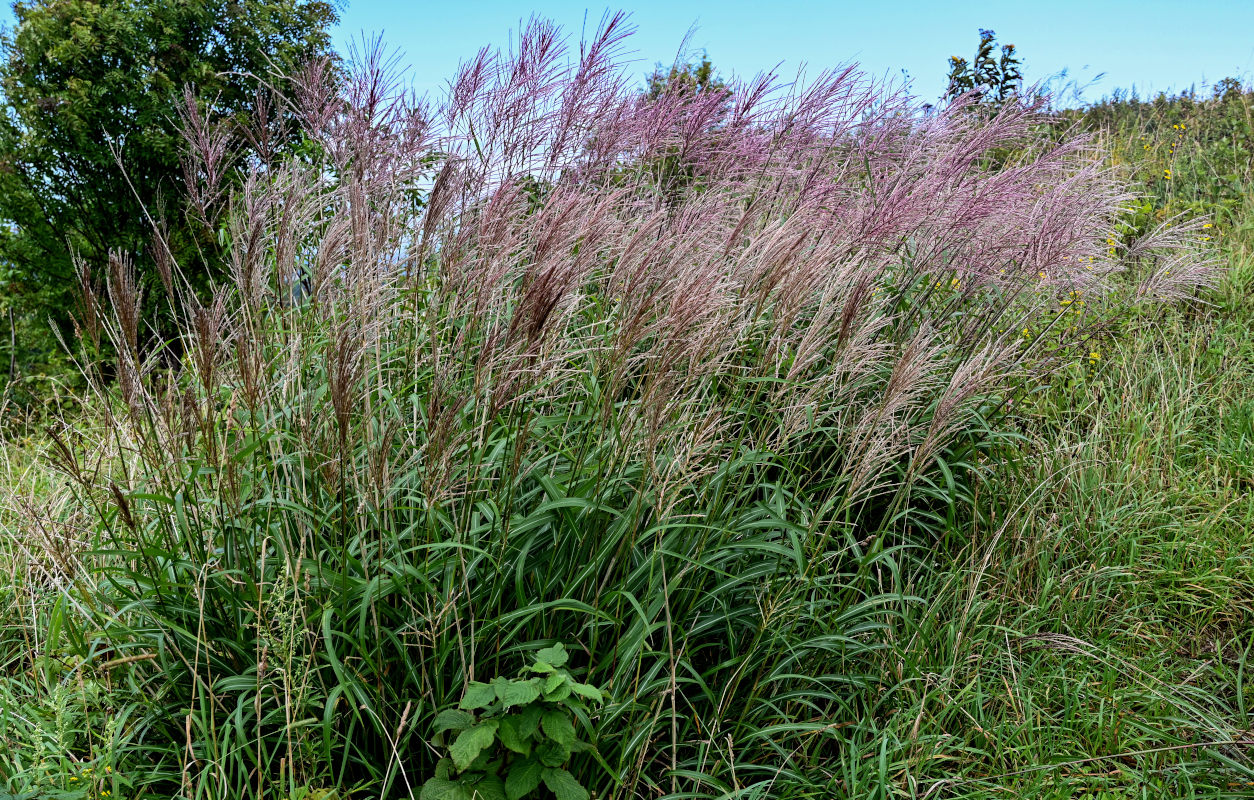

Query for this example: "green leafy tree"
[0,0,337,399]
[945,28,1022,107]
[640,53,730,203]
[645,52,726,100]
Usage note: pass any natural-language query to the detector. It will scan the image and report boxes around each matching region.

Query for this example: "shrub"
[422,642,604,800]
[36,15,1214,799]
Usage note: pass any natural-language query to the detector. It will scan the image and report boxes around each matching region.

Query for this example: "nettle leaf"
[534,643,569,668]
[468,748,495,773]
[459,682,498,711]
[496,715,532,756]
[505,757,544,800]
[536,739,572,767]
[420,777,473,800]
[541,709,576,747]
[434,709,477,734]
[568,682,603,704]
[470,773,506,800]
[498,677,541,708]
[542,767,589,800]
[528,661,555,674]
[516,704,543,739]
[543,680,572,702]
[491,676,513,701]
[449,721,499,771]
[543,672,566,694]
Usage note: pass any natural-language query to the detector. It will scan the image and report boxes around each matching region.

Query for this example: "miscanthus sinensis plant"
[25,14,1215,800]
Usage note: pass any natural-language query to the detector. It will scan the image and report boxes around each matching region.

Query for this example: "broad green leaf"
[498,677,541,708]
[541,709,575,746]
[536,739,572,767]
[505,758,543,800]
[420,777,472,800]
[470,774,506,800]
[543,681,572,703]
[459,682,497,711]
[543,672,566,694]
[568,682,603,704]
[496,715,532,756]
[434,709,476,734]
[541,768,589,800]
[467,747,495,773]
[534,643,569,668]
[516,704,543,739]
[449,721,499,771]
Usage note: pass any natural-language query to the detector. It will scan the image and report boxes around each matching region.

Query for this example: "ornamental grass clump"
[36,15,1215,799]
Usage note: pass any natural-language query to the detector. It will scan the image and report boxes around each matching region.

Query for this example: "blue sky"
[330,0,1254,105]
[1,1,1250,105]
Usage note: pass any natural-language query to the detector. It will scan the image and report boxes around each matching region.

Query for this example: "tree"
[944,28,1022,108]
[645,52,726,101]
[639,53,732,202]
[0,0,337,398]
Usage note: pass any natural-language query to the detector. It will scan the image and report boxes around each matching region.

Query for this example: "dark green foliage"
[945,29,1022,107]
[422,644,604,800]
[0,0,337,401]
[645,53,726,100]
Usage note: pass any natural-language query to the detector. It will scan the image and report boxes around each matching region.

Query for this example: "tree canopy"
[944,28,1022,107]
[645,52,726,101]
[0,0,337,398]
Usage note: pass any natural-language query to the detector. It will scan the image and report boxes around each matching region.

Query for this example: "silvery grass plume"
[44,13,1217,800]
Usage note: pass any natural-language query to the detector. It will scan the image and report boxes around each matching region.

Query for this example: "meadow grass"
[872,296,1254,798]
[866,89,1254,798]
